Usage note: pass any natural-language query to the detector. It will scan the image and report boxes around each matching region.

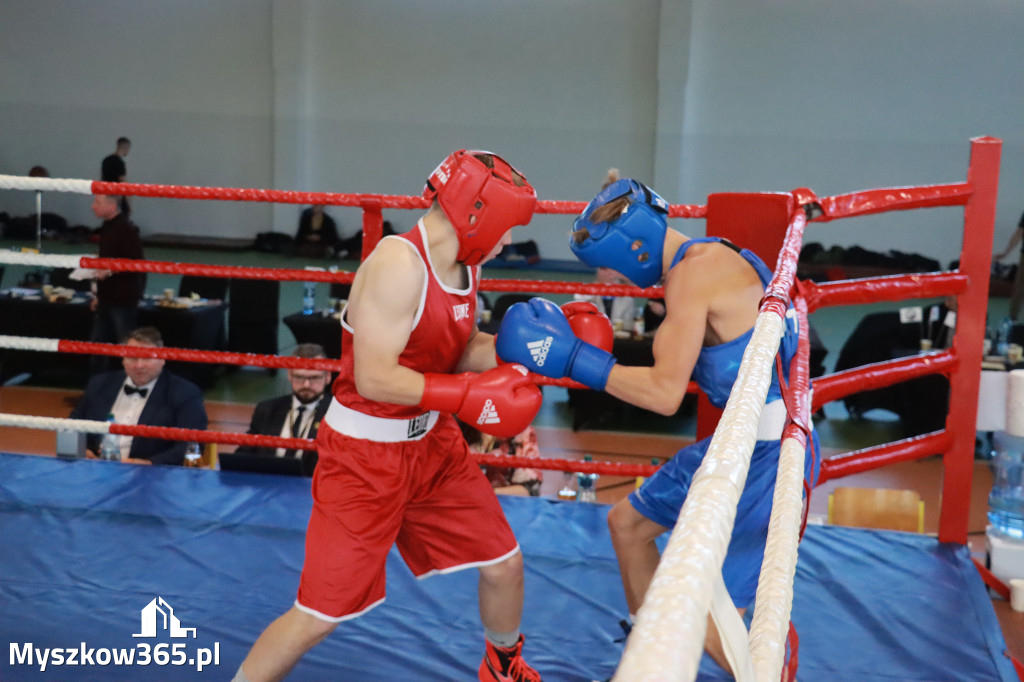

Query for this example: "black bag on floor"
[254,232,293,254]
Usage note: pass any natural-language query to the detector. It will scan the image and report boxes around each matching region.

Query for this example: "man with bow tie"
[70,327,208,465]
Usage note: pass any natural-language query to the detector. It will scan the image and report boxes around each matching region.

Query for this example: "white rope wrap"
[0,175,92,194]
[0,413,110,435]
[614,312,785,682]
[0,336,60,352]
[0,251,85,268]
[748,434,808,682]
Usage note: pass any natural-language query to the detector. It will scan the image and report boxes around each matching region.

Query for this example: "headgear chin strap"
[423,150,537,266]
[570,178,669,288]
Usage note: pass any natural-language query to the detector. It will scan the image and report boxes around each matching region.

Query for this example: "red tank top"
[331,221,478,418]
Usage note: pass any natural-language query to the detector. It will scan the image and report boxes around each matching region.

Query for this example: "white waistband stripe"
[323,399,439,442]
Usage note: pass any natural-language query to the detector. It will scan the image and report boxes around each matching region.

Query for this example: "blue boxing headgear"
[570,178,669,288]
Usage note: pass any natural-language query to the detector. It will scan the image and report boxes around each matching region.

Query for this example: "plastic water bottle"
[577,454,599,503]
[302,282,316,316]
[99,414,121,461]
[988,434,1024,540]
[184,441,202,468]
[996,317,1014,357]
[557,471,577,501]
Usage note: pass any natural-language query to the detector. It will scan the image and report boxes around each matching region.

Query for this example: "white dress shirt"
[110,377,158,455]
[276,396,317,458]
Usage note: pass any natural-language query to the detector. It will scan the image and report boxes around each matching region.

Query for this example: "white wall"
[681,0,1024,263]
[1,0,1021,265]
[268,0,665,243]
[0,0,275,236]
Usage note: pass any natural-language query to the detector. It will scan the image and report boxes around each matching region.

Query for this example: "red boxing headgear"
[423,150,537,265]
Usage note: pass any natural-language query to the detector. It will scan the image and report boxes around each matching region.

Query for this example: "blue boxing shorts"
[628,433,819,608]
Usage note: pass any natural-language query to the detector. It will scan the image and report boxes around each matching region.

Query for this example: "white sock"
[485,627,521,649]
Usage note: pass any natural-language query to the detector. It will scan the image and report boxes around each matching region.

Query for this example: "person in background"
[101,137,131,183]
[70,327,208,466]
[232,343,331,476]
[294,205,341,258]
[90,193,145,374]
[994,209,1024,320]
[100,136,131,212]
[459,421,543,497]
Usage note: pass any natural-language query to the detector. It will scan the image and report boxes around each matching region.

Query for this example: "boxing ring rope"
[0,174,707,218]
[0,137,1003,681]
[0,247,663,299]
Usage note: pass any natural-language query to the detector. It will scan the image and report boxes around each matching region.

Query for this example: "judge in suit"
[232,343,330,476]
[70,327,208,465]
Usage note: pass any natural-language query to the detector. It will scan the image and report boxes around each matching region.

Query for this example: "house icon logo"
[133,597,196,638]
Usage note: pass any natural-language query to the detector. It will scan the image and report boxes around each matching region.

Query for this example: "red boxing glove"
[561,301,614,353]
[419,364,542,438]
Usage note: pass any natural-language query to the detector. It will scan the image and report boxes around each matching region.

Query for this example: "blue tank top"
[671,238,799,408]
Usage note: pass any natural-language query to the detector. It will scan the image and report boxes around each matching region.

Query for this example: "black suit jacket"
[233,393,329,475]
[69,370,208,465]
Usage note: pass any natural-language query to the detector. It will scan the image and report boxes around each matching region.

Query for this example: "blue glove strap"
[568,341,616,391]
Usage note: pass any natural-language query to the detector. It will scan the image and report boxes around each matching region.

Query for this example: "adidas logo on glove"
[477,399,500,426]
[526,337,553,367]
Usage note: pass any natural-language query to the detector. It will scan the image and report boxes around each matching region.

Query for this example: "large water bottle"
[302,281,316,316]
[577,454,599,503]
[99,414,121,461]
[988,433,1024,540]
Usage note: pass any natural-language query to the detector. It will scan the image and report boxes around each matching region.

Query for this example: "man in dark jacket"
[232,343,330,475]
[70,327,207,466]
[90,193,145,373]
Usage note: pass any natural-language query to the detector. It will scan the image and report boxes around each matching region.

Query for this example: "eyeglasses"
[291,374,328,385]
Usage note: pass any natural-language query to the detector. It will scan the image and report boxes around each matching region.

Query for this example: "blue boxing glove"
[495,297,616,390]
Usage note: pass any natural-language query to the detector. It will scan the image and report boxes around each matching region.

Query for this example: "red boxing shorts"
[296,412,520,622]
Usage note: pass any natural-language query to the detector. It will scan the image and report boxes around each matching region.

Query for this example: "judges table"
[0,289,227,388]
[0,289,94,381]
[137,297,228,388]
[283,309,342,358]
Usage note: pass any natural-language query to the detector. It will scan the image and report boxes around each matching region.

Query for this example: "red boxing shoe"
[479,634,541,681]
